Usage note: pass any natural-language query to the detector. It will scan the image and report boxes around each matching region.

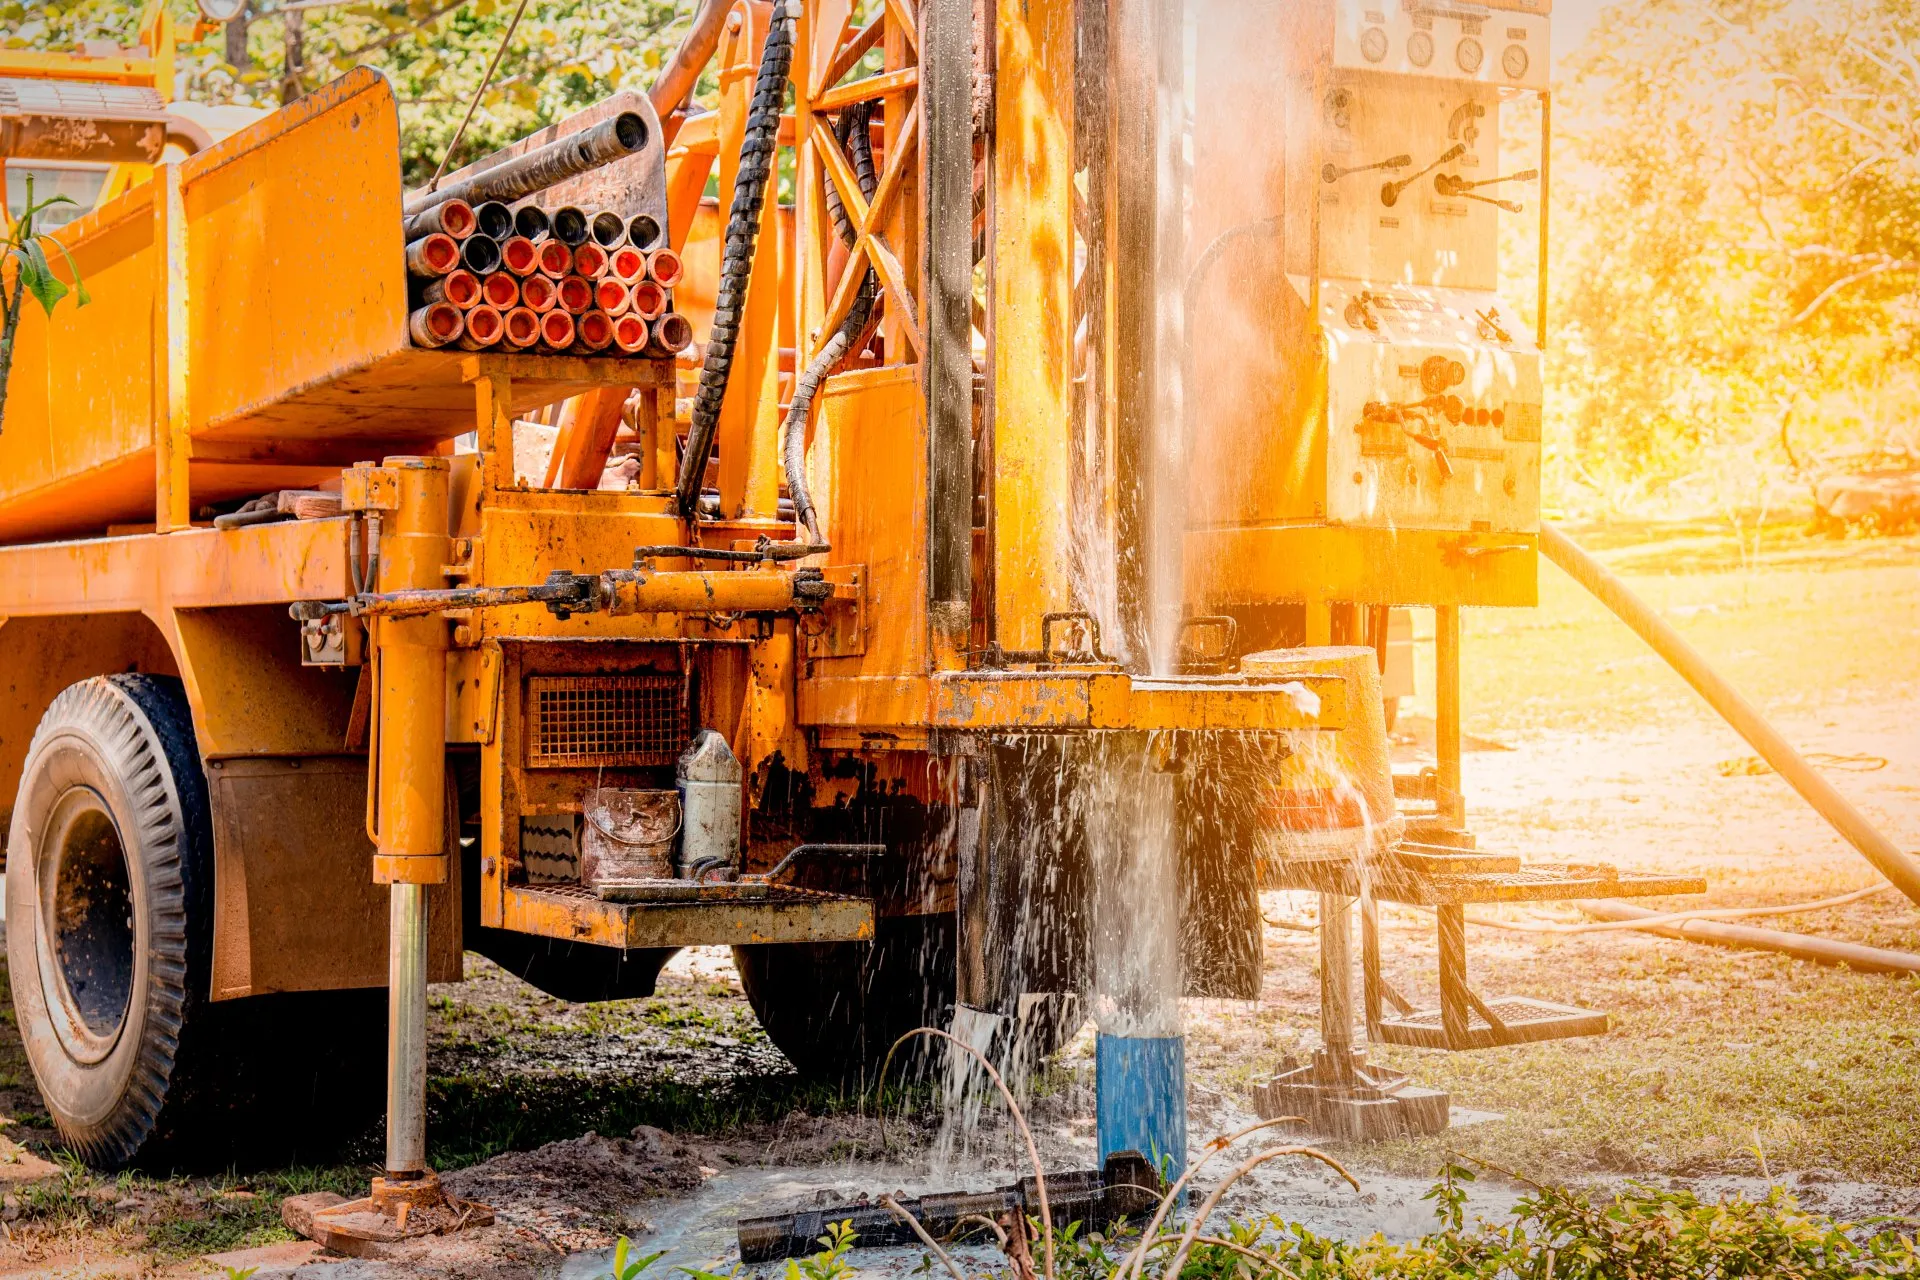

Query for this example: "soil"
[0,519,1914,1276]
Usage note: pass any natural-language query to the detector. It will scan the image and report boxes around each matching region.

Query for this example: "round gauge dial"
[1406,30,1435,67]
[1501,43,1529,78]
[1360,26,1390,62]
[196,0,247,19]
[1456,37,1484,73]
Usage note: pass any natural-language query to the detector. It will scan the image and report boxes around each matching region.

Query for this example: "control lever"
[1448,190,1524,214]
[1323,153,1412,184]
[1436,167,1538,193]
[1381,143,1466,207]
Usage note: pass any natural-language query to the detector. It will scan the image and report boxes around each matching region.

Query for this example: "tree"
[1545,0,1920,514]
[0,179,92,431]
[2,1,702,186]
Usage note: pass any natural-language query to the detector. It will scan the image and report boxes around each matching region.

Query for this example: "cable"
[427,0,534,193]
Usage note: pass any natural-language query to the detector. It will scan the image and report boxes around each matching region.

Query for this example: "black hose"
[676,3,797,518]
[782,102,881,543]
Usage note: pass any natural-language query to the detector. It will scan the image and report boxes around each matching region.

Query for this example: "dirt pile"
[442,1124,707,1251]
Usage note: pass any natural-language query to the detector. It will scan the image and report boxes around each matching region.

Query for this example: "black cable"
[676,0,796,518]
[782,101,880,543]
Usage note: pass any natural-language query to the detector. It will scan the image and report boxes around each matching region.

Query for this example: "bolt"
[454,625,475,645]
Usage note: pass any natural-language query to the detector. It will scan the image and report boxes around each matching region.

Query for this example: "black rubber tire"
[6,675,214,1168]
[734,915,1084,1087]
[4,675,386,1170]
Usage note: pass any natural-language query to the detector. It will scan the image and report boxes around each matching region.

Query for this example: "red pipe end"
[608,246,646,283]
[557,275,595,315]
[596,278,631,314]
[438,199,477,239]
[459,305,505,348]
[503,307,541,349]
[538,239,574,279]
[629,280,667,321]
[521,274,558,313]
[651,311,694,354]
[500,236,540,276]
[408,232,461,276]
[408,302,464,348]
[612,313,650,354]
[573,243,609,279]
[540,309,577,350]
[577,310,615,352]
[481,272,521,310]
[646,248,684,288]
[438,269,482,309]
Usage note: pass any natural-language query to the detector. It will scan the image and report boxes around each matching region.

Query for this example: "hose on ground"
[676,1,795,519]
[782,101,880,543]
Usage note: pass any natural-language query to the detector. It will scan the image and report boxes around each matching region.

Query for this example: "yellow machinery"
[0,0,1702,1231]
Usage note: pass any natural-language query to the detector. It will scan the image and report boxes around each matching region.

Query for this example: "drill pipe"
[628,213,664,251]
[502,306,542,349]
[596,278,631,315]
[537,239,575,279]
[590,209,628,247]
[418,269,481,309]
[539,310,577,350]
[459,234,503,276]
[575,310,616,352]
[473,200,515,241]
[608,245,647,283]
[403,113,650,217]
[1540,522,1920,906]
[630,280,667,321]
[404,233,461,276]
[499,235,540,276]
[611,313,650,353]
[402,198,474,243]
[738,1155,1163,1263]
[480,272,521,310]
[645,247,684,287]
[556,275,595,315]
[407,302,464,348]
[573,242,609,279]
[551,205,591,247]
[512,202,552,241]
[649,312,693,355]
[454,304,505,350]
[521,274,558,313]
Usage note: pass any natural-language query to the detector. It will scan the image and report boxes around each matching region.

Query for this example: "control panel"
[1333,0,1551,91]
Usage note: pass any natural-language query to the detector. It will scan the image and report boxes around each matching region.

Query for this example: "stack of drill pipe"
[405,193,691,357]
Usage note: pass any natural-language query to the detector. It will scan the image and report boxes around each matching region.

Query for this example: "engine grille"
[524,675,686,768]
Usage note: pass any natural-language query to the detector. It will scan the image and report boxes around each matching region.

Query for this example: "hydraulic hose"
[677,1,796,519]
[783,102,880,542]
[1539,521,1920,907]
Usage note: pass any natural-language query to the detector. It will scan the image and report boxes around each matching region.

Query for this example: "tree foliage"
[1546,0,1920,513]
[1,0,703,185]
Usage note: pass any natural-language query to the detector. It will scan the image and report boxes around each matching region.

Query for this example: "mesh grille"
[525,675,686,768]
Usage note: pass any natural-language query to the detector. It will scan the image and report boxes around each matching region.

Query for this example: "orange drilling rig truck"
[0,0,1704,1246]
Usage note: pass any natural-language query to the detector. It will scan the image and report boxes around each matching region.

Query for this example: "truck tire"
[734,914,1083,1086]
[6,675,215,1168]
[4,675,387,1169]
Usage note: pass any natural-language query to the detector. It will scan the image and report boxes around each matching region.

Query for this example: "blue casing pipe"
[1095,1032,1188,1179]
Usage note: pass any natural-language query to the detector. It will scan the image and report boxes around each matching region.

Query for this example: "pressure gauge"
[195,0,247,20]
[1406,31,1434,67]
[1501,43,1530,78]
[1360,26,1390,62]
[1456,37,1484,73]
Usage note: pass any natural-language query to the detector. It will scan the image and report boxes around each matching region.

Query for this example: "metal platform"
[499,879,875,949]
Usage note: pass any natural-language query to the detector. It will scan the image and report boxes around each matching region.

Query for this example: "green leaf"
[40,237,90,308]
[15,240,69,316]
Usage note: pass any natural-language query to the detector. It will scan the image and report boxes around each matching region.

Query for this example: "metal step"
[1374,995,1608,1050]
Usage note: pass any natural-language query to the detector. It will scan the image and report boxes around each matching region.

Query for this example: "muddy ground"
[0,519,1915,1277]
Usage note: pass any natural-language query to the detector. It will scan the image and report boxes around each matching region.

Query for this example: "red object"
[481,273,521,310]
[645,248,684,287]
[576,310,615,352]
[500,236,540,276]
[596,278,631,314]
[629,279,667,321]
[538,239,574,279]
[458,305,505,349]
[557,275,595,315]
[612,313,650,353]
[573,242,609,278]
[521,274,558,313]
[540,310,577,349]
[608,246,647,283]
[503,307,541,349]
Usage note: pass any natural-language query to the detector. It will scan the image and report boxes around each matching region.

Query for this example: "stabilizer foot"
[286,1171,494,1260]
[1252,1048,1450,1142]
